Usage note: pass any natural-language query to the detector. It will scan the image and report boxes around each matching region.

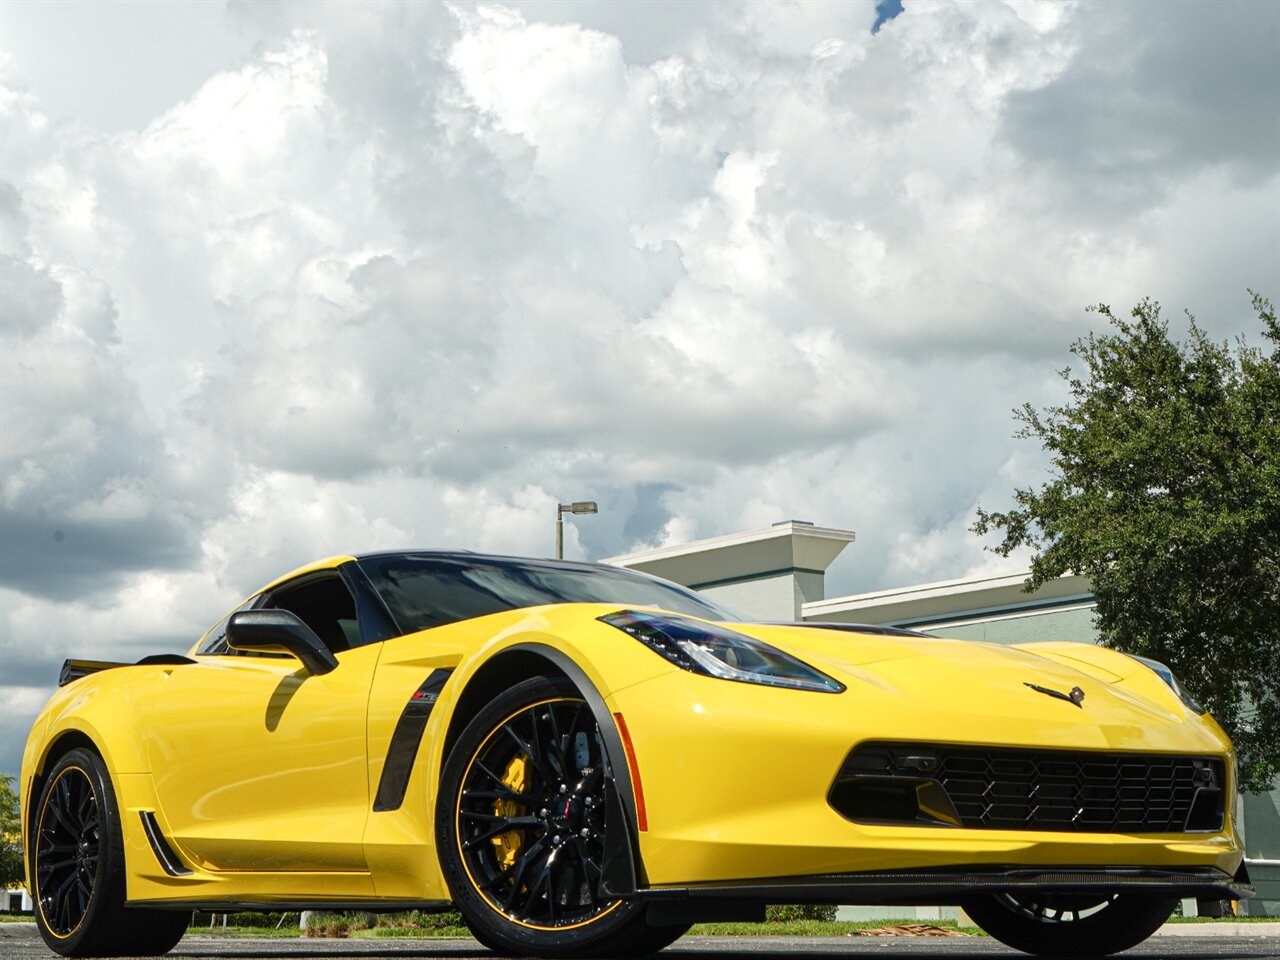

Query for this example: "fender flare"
[503,641,643,896]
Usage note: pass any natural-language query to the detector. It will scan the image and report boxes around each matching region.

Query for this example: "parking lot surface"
[2,927,1278,960]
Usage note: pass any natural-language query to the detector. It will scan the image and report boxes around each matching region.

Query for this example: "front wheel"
[962,892,1177,957]
[437,677,685,957]
[32,747,190,957]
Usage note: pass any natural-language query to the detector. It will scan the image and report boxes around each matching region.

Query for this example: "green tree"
[1,774,22,888]
[973,294,1279,792]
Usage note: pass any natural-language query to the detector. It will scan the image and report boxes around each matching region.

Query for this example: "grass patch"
[192,918,985,940]
[189,910,471,940]
[184,917,985,940]
[1166,915,1276,923]
[689,919,982,937]
[0,914,35,923]
[351,926,473,938]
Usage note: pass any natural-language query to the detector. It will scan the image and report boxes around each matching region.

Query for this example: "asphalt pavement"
[1,926,1277,960]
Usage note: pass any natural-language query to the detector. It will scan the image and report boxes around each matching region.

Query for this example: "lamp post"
[556,501,598,559]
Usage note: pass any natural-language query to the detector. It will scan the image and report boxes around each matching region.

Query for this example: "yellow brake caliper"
[492,753,529,870]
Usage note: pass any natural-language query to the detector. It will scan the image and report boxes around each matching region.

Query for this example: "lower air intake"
[830,743,1225,833]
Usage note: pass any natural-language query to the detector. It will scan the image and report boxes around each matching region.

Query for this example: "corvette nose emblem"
[1025,682,1086,708]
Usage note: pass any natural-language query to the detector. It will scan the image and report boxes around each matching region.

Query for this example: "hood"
[734,621,1193,733]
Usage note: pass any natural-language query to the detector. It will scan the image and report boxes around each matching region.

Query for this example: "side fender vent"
[139,811,193,877]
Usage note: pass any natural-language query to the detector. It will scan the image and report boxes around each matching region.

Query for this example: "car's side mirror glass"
[225,609,338,676]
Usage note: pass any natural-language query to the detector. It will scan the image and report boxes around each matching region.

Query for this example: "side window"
[197,595,260,655]
[266,574,359,655]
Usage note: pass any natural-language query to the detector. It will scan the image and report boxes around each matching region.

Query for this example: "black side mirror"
[226,610,338,676]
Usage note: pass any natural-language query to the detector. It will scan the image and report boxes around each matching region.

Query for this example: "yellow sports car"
[21,551,1250,957]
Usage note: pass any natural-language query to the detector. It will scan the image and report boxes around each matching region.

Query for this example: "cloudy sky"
[1,0,1277,776]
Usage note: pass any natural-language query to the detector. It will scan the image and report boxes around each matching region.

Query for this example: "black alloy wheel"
[31,747,192,957]
[439,677,689,957]
[36,764,100,938]
[995,892,1120,924]
[458,694,615,929]
[963,891,1178,956]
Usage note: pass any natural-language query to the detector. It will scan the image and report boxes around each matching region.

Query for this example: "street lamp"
[556,501,598,559]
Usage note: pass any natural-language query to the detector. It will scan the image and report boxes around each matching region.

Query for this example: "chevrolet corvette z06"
[21,551,1250,956]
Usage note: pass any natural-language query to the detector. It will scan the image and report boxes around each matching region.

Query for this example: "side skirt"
[124,866,1248,920]
[127,899,454,913]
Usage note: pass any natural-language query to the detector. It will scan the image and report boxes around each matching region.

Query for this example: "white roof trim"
[806,571,1036,610]
[802,571,1092,626]
[604,521,856,567]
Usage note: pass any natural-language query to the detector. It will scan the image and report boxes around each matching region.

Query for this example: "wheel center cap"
[547,796,577,828]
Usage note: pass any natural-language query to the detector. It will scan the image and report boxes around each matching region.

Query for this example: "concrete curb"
[1155,921,1280,937]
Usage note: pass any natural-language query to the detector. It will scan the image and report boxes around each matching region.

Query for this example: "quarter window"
[197,595,259,655]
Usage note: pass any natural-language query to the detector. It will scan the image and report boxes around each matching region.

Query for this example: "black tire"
[963,892,1177,957]
[31,747,190,957]
[439,677,677,957]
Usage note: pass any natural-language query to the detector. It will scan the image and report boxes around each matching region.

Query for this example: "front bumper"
[606,668,1245,886]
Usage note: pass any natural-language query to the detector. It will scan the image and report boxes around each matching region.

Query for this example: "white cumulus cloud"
[0,0,1276,774]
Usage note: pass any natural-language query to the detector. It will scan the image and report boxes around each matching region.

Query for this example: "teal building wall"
[919,605,1098,645]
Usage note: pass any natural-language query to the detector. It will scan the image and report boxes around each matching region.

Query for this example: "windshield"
[358,554,740,634]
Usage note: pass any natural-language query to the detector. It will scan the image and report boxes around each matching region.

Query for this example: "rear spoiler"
[59,654,196,687]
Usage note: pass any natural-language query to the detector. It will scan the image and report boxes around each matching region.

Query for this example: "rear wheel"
[438,677,685,957]
[963,892,1176,957]
[32,747,190,957]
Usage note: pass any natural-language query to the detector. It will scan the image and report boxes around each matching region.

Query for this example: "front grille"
[831,742,1225,833]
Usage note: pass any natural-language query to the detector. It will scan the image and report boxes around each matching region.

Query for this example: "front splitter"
[637,864,1253,907]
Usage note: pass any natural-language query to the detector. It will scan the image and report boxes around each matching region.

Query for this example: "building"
[607,520,1280,917]
[606,520,857,621]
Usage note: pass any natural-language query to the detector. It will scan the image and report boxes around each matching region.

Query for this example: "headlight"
[1127,654,1206,714]
[599,610,844,693]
